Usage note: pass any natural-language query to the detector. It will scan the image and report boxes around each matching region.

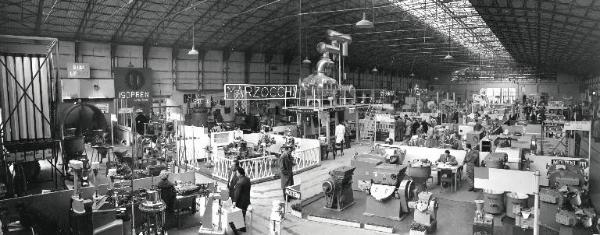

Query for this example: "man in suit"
[233,167,251,232]
[436,150,458,185]
[463,143,479,191]
[279,145,295,201]
[228,160,240,202]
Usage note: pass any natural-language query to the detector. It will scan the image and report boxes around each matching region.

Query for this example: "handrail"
[212,137,320,183]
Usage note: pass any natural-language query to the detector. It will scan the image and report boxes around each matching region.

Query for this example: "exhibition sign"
[224,84,297,100]
[474,167,538,195]
[67,63,90,78]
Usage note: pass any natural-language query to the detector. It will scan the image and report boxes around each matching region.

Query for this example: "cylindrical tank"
[483,189,505,214]
[407,166,431,184]
[506,192,528,218]
[63,136,85,160]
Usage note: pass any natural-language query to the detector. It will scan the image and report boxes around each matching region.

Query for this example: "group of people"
[393,115,435,142]
[435,143,480,192]
[226,143,296,232]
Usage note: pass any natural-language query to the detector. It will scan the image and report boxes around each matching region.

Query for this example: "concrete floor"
[167,143,483,235]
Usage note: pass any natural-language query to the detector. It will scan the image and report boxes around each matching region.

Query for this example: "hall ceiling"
[1,0,597,78]
[470,0,600,76]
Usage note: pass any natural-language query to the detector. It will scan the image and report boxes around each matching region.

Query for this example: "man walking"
[463,143,479,191]
[233,167,251,232]
[279,145,295,201]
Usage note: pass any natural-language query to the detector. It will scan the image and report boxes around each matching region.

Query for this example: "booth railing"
[212,134,321,183]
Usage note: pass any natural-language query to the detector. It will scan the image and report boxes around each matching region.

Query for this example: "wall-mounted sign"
[114,68,152,105]
[224,84,297,100]
[67,63,90,78]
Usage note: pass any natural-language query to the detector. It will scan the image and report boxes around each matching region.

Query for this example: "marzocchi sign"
[224,84,297,100]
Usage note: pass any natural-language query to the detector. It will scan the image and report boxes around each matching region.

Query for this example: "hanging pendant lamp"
[372,66,378,72]
[302,57,311,64]
[188,24,199,55]
[356,12,374,29]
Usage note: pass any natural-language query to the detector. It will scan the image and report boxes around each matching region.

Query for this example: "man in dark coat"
[395,117,405,142]
[228,160,240,202]
[279,145,295,201]
[157,171,176,213]
[463,143,479,191]
[233,167,251,231]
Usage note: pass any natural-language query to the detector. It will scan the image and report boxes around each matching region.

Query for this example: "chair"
[439,169,455,192]
[173,194,197,228]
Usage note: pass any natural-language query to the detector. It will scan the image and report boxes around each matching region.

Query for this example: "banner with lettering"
[114,68,153,113]
[224,84,297,100]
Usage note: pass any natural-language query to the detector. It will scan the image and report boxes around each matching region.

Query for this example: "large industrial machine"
[363,164,407,220]
[322,166,356,211]
[544,162,596,231]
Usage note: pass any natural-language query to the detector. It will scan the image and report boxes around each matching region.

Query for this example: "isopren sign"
[224,84,297,100]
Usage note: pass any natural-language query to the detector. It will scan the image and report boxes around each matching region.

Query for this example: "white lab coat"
[335,124,345,144]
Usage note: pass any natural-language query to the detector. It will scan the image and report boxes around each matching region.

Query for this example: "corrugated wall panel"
[79,42,111,79]
[149,47,173,96]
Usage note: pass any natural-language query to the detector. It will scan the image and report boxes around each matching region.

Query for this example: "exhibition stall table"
[375,144,469,164]
[212,134,320,183]
[431,163,463,192]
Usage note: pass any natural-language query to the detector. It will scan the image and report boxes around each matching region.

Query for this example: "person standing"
[233,167,251,232]
[395,117,405,142]
[279,145,295,201]
[463,143,479,191]
[334,122,346,156]
[228,160,240,202]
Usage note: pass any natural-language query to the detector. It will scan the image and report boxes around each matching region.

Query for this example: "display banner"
[224,84,297,100]
[474,167,538,195]
[114,68,152,113]
[563,121,591,131]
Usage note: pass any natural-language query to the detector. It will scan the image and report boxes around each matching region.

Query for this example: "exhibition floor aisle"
[170,143,483,234]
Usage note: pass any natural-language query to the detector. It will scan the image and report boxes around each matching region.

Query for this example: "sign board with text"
[285,184,301,200]
[67,63,90,78]
[563,121,591,131]
[224,84,297,100]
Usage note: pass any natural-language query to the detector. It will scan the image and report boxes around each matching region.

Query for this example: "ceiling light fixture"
[356,12,374,29]
[302,57,311,64]
[188,23,199,55]
[444,16,454,60]
[372,66,378,72]
[356,0,374,29]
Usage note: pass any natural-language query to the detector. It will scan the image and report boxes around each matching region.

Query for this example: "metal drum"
[63,136,85,161]
[506,192,528,218]
[483,190,505,214]
[407,166,431,184]
[146,190,161,202]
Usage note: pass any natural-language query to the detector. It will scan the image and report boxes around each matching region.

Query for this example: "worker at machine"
[436,150,458,186]
[335,122,346,156]
[157,170,176,213]
[473,120,484,132]
[135,110,150,135]
[279,145,295,201]
[463,143,479,192]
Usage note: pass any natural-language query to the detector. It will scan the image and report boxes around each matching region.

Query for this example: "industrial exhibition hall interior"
[0,0,599,235]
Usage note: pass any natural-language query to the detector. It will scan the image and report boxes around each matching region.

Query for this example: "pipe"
[316,57,333,75]
[316,42,340,55]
